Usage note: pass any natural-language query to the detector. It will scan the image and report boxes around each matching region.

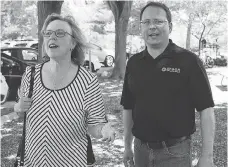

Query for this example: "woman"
[14,13,115,167]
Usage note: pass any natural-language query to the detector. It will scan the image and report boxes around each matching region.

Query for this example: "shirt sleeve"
[120,61,134,109]
[20,66,32,98]
[189,56,215,111]
[84,76,108,125]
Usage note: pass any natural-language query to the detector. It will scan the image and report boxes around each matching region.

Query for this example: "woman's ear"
[71,41,77,50]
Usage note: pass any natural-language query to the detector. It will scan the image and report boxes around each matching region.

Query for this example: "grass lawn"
[1,78,227,167]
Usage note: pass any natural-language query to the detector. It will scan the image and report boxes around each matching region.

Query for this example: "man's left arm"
[198,107,215,167]
[188,54,216,167]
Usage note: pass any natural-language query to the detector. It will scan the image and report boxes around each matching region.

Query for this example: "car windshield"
[22,50,38,61]
[2,51,11,56]
[2,49,38,61]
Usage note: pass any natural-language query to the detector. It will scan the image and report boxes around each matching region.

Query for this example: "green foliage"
[1,1,37,40]
[168,1,227,47]
[2,26,21,40]
[92,24,106,34]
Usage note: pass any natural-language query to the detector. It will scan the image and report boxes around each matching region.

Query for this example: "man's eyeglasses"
[140,19,168,27]
[42,29,74,38]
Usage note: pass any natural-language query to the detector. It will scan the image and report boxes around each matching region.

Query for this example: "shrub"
[214,57,227,66]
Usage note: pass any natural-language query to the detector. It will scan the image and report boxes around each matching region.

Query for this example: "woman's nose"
[49,32,57,40]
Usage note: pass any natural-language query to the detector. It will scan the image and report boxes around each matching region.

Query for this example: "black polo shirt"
[120,40,214,142]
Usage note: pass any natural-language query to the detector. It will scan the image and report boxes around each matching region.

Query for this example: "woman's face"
[43,20,75,59]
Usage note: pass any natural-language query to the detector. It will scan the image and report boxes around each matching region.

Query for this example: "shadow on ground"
[1,78,227,167]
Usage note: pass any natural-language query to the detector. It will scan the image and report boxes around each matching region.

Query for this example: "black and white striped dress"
[21,64,107,167]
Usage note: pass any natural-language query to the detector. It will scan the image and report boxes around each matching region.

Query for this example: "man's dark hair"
[140,1,172,23]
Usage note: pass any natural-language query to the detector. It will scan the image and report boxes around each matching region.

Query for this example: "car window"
[2,51,11,56]
[31,43,38,49]
[1,56,22,75]
[22,50,38,61]
[15,43,27,47]
[1,56,14,66]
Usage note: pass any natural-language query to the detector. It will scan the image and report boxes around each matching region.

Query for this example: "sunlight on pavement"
[107,114,118,121]
[93,145,104,153]
[192,158,198,166]
[1,134,12,138]
[106,85,119,89]
[207,67,228,105]
[112,139,124,148]
[1,128,12,132]
[17,122,23,126]
[4,154,17,160]
[108,91,122,97]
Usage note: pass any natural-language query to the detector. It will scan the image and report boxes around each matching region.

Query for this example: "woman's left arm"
[85,76,115,142]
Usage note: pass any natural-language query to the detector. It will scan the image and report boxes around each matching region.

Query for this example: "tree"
[37,1,63,62]
[107,1,132,79]
[168,1,198,50]
[1,1,37,40]
[170,1,227,54]
[191,1,227,56]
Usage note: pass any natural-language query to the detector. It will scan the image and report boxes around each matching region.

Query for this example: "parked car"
[1,40,12,47]
[1,38,38,48]
[1,47,38,64]
[26,40,38,50]
[87,43,114,67]
[0,72,9,104]
[84,53,102,72]
[1,47,38,101]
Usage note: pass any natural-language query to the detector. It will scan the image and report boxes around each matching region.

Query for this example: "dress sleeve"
[84,76,108,125]
[189,56,214,111]
[20,66,32,98]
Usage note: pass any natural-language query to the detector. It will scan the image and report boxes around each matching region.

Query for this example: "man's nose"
[148,22,157,29]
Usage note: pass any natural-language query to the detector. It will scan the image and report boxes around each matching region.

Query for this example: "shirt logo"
[162,67,180,73]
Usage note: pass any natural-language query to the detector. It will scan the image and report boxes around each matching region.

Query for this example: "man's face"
[141,6,172,47]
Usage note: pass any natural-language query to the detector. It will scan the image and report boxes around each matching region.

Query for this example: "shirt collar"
[141,39,176,60]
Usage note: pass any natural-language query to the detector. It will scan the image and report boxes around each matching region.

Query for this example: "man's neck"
[146,40,169,59]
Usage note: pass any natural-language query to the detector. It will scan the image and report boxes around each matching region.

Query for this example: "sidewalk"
[206,67,227,105]
[1,101,18,126]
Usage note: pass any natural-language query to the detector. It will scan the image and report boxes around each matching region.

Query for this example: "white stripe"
[22,64,105,166]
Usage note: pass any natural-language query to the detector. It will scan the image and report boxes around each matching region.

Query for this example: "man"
[121,2,215,167]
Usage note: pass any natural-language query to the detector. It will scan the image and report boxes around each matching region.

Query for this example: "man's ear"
[169,22,173,34]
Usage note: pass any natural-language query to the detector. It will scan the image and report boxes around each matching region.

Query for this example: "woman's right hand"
[14,97,33,115]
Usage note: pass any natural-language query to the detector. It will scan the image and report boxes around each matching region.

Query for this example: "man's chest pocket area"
[156,70,184,92]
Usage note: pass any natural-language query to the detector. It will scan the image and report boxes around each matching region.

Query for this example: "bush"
[92,25,106,34]
[214,57,227,66]
[2,26,21,40]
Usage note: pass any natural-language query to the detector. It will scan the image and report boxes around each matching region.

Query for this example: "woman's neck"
[48,58,72,73]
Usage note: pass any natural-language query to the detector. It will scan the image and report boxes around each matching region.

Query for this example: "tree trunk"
[198,24,206,57]
[111,16,129,79]
[107,1,132,80]
[37,1,63,62]
[186,15,193,50]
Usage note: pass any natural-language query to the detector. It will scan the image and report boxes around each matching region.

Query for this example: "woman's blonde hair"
[41,13,87,65]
